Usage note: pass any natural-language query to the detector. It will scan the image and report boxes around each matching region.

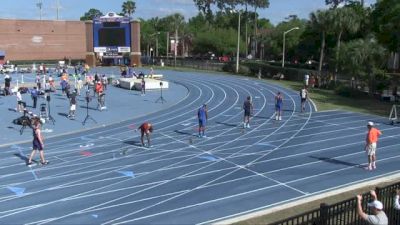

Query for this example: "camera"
[85,90,92,102]
[12,110,40,134]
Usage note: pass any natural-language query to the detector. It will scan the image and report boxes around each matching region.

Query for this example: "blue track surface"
[0,69,399,224]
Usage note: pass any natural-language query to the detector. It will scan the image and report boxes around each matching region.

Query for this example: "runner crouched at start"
[138,122,153,148]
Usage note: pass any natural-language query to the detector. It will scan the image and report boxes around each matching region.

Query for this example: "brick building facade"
[0,19,87,61]
[0,18,141,67]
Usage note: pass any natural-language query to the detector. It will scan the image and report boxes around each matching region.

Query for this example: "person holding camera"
[27,117,49,167]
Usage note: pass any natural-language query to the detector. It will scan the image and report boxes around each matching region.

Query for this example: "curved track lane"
[1,71,399,225]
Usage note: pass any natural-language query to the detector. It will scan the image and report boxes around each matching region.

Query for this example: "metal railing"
[270,182,400,225]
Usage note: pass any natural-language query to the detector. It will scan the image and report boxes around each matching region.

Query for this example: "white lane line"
[100,80,305,224]
[23,74,276,224]
[0,78,246,220]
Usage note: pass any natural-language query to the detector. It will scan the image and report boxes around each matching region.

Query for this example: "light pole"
[282,27,299,68]
[231,10,241,73]
[150,32,160,57]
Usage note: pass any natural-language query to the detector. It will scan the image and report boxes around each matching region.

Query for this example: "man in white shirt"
[304,73,310,87]
[16,90,23,112]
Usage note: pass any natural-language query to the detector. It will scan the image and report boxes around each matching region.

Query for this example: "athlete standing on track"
[197,104,208,138]
[300,86,308,113]
[243,96,253,128]
[365,122,382,170]
[275,92,283,121]
[138,122,153,148]
[27,117,49,167]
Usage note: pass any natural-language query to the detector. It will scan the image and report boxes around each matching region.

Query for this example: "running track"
[0,71,400,224]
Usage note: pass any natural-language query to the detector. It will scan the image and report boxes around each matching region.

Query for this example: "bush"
[334,85,365,98]
[222,63,251,75]
[335,85,352,97]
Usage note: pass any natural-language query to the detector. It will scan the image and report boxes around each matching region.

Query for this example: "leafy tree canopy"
[371,0,400,52]
[122,0,136,17]
[80,8,103,21]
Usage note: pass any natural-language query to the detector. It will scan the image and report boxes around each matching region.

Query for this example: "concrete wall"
[0,19,87,61]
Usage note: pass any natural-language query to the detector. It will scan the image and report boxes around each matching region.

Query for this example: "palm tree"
[122,0,136,18]
[332,7,361,80]
[167,13,185,66]
[309,10,332,74]
[249,0,269,58]
[339,37,387,94]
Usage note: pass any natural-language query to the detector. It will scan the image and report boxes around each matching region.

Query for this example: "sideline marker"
[7,186,25,196]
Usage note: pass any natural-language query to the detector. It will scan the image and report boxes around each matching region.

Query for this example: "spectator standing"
[197,104,208,138]
[95,81,103,97]
[141,78,146,96]
[243,96,253,128]
[48,75,55,91]
[304,73,310,87]
[76,77,83,96]
[16,89,24,112]
[309,75,315,90]
[394,189,400,210]
[101,74,108,90]
[39,64,44,74]
[365,122,382,170]
[60,79,67,96]
[356,190,388,225]
[35,74,41,90]
[68,90,77,119]
[4,74,11,96]
[30,87,38,109]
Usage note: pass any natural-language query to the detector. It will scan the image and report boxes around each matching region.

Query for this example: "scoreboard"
[93,12,131,59]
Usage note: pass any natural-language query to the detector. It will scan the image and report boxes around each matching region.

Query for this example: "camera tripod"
[46,94,55,125]
[19,110,30,135]
[82,96,97,126]
[155,82,166,104]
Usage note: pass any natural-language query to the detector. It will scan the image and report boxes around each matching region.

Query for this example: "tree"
[193,0,245,15]
[325,0,346,8]
[371,0,400,53]
[331,7,361,78]
[309,9,332,73]
[193,28,246,55]
[80,8,103,21]
[339,37,388,94]
[248,0,269,58]
[122,0,136,18]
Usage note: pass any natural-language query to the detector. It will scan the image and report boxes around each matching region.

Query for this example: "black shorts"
[301,98,306,103]
[244,110,251,117]
[33,139,43,151]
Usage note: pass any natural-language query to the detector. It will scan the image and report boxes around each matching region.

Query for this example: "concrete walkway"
[0,67,188,145]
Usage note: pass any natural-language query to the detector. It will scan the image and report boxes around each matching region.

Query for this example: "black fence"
[270,182,400,225]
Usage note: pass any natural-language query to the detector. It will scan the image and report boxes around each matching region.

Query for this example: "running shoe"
[40,160,49,165]
[27,162,33,167]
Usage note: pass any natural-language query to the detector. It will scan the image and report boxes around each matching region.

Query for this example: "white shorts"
[70,104,76,111]
[366,143,377,156]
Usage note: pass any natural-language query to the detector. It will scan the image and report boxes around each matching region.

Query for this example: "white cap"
[367,200,383,210]
[367,121,374,126]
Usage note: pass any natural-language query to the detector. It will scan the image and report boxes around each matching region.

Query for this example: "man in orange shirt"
[365,122,382,170]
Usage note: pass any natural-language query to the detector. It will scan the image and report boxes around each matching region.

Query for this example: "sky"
[0,0,377,25]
